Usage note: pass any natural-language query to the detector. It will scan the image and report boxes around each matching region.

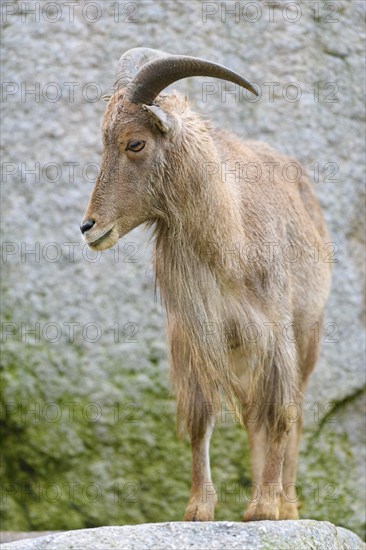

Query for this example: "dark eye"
[126,140,146,152]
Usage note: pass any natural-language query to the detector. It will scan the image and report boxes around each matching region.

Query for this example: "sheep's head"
[80,48,257,250]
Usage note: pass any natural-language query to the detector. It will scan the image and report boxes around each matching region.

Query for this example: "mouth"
[88,227,114,247]
[83,222,118,250]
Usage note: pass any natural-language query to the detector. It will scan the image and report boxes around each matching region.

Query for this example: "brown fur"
[82,90,331,521]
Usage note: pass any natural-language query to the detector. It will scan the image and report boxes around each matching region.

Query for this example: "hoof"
[243,501,280,521]
[184,493,217,522]
[184,503,215,521]
[279,500,300,520]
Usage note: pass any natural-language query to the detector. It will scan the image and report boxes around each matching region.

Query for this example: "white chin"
[88,227,119,251]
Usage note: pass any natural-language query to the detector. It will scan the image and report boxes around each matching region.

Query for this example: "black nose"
[80,219,95,234]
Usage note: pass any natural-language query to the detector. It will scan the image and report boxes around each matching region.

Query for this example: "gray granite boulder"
[1,521,365,550]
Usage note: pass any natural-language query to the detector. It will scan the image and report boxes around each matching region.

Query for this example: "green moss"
[300,392,366,540]
[1,338,365,539]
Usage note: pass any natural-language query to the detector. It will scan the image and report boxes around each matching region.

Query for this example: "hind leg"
[279,324,322,519]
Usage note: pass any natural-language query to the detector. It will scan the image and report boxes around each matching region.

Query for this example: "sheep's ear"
[101,94,112,102]
[142,104,172,134]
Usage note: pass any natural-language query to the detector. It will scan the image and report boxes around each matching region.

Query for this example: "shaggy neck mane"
[152,116,254,427]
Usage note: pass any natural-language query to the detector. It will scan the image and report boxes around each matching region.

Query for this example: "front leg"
[243,431,287,521]
[243,342,298,521]
[168,322,218,521]
[184,408,217,521]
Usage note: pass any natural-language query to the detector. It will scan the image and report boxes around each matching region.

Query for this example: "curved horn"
[114,47,171,90]
[125,55,258,104]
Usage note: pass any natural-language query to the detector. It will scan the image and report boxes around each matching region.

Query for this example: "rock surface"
[1,0,365,541]
[0,534,60,545]
[1,522,365,550]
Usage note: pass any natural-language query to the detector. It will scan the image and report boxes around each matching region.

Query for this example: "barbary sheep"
[80,48,331,521]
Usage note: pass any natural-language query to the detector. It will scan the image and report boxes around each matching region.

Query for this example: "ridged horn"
[124,54,258,104]
[114,47,171,90]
